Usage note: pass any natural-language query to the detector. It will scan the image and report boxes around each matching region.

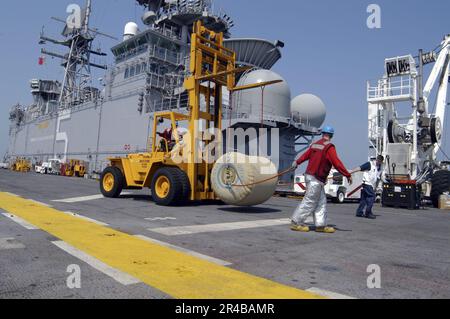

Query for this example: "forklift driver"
[157,128,173,152]
[157,121,179,152]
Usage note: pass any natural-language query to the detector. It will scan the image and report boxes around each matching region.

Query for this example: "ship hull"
[8,95,297,182]
[9,94,152,173]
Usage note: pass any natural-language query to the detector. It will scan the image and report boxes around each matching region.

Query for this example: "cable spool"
[430,117,442,144]
[211,152,278,206]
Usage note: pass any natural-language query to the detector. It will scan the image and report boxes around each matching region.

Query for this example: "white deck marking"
[52,194,106,203]
[62,211,109,226]
[2,192,20,197]
[52,193,131,203]
[28,199,53,207]
[306,287,356,299]
[134,235,232,266]
[1,213,39,230]
[145,217,177,221]
[0,238,26,250]
[148,218,291,236]
[52,241,141,286]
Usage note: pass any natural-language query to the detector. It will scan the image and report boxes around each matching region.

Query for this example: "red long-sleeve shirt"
[157,128,173,141]
[296,138,351,183]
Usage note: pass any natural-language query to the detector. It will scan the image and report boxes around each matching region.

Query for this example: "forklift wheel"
[174,169,191,205]
[100,167,125,198]
[151,167,186,206]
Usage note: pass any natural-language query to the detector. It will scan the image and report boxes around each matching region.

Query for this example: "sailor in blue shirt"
[351,155,385,219]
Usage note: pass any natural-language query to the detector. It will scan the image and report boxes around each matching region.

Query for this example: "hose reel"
[388,117,442,145]
[387,120,407,144]
[430,117,442,145]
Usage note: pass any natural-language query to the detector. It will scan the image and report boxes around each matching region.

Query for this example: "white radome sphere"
[123,22,139,40]
[291,94,326,128]
[235,70,291,119]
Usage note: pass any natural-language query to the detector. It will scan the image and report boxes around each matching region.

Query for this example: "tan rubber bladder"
[211,152,278,206]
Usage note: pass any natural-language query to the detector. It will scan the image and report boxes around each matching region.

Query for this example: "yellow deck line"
[0,192,322,299]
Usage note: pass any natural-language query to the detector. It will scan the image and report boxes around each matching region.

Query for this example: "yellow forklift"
[100,22,279,206]
[64,159,86,178]
[11,158,31,173]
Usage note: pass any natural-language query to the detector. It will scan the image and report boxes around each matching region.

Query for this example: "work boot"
[366,214,376,220]
[315,226,336,234]
[356,213,365,218]
[291,224,310,232]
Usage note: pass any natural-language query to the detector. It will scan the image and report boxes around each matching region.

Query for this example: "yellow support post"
[183,21,240,201]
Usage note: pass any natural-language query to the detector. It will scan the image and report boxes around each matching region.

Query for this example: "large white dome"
[123,22,139,40]
[234,70,291,120]
[291,94,326,128]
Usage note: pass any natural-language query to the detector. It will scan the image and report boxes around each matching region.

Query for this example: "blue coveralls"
[357,184,376,216]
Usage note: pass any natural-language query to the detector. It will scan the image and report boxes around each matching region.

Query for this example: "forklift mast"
[183,21,237,200]
[182,21,282,200]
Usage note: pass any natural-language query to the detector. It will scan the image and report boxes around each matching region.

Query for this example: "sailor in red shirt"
[157,122,179,152]
[291,126,352,234]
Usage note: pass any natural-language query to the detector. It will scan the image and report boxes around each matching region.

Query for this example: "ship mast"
[84,0,92,34]
[39,0,109,109]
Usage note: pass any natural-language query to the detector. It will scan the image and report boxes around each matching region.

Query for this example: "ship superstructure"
[6,0,323,182]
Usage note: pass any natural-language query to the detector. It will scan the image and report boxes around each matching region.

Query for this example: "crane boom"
[433,55,449,157]
[423,37,450,115]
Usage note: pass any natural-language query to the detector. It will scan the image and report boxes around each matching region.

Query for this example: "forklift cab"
[153,112,189,155]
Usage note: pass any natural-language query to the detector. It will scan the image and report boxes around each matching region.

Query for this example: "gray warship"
[6,0,325,182]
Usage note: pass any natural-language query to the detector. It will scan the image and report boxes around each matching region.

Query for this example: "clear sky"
[0,0,449,167]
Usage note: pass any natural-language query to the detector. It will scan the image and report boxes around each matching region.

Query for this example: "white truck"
[293,175,307,195]
[294,170,365,203]
[34,163,43,173]
[325,170,364,203]
[39,159,62,175]
[0,162,9,169]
